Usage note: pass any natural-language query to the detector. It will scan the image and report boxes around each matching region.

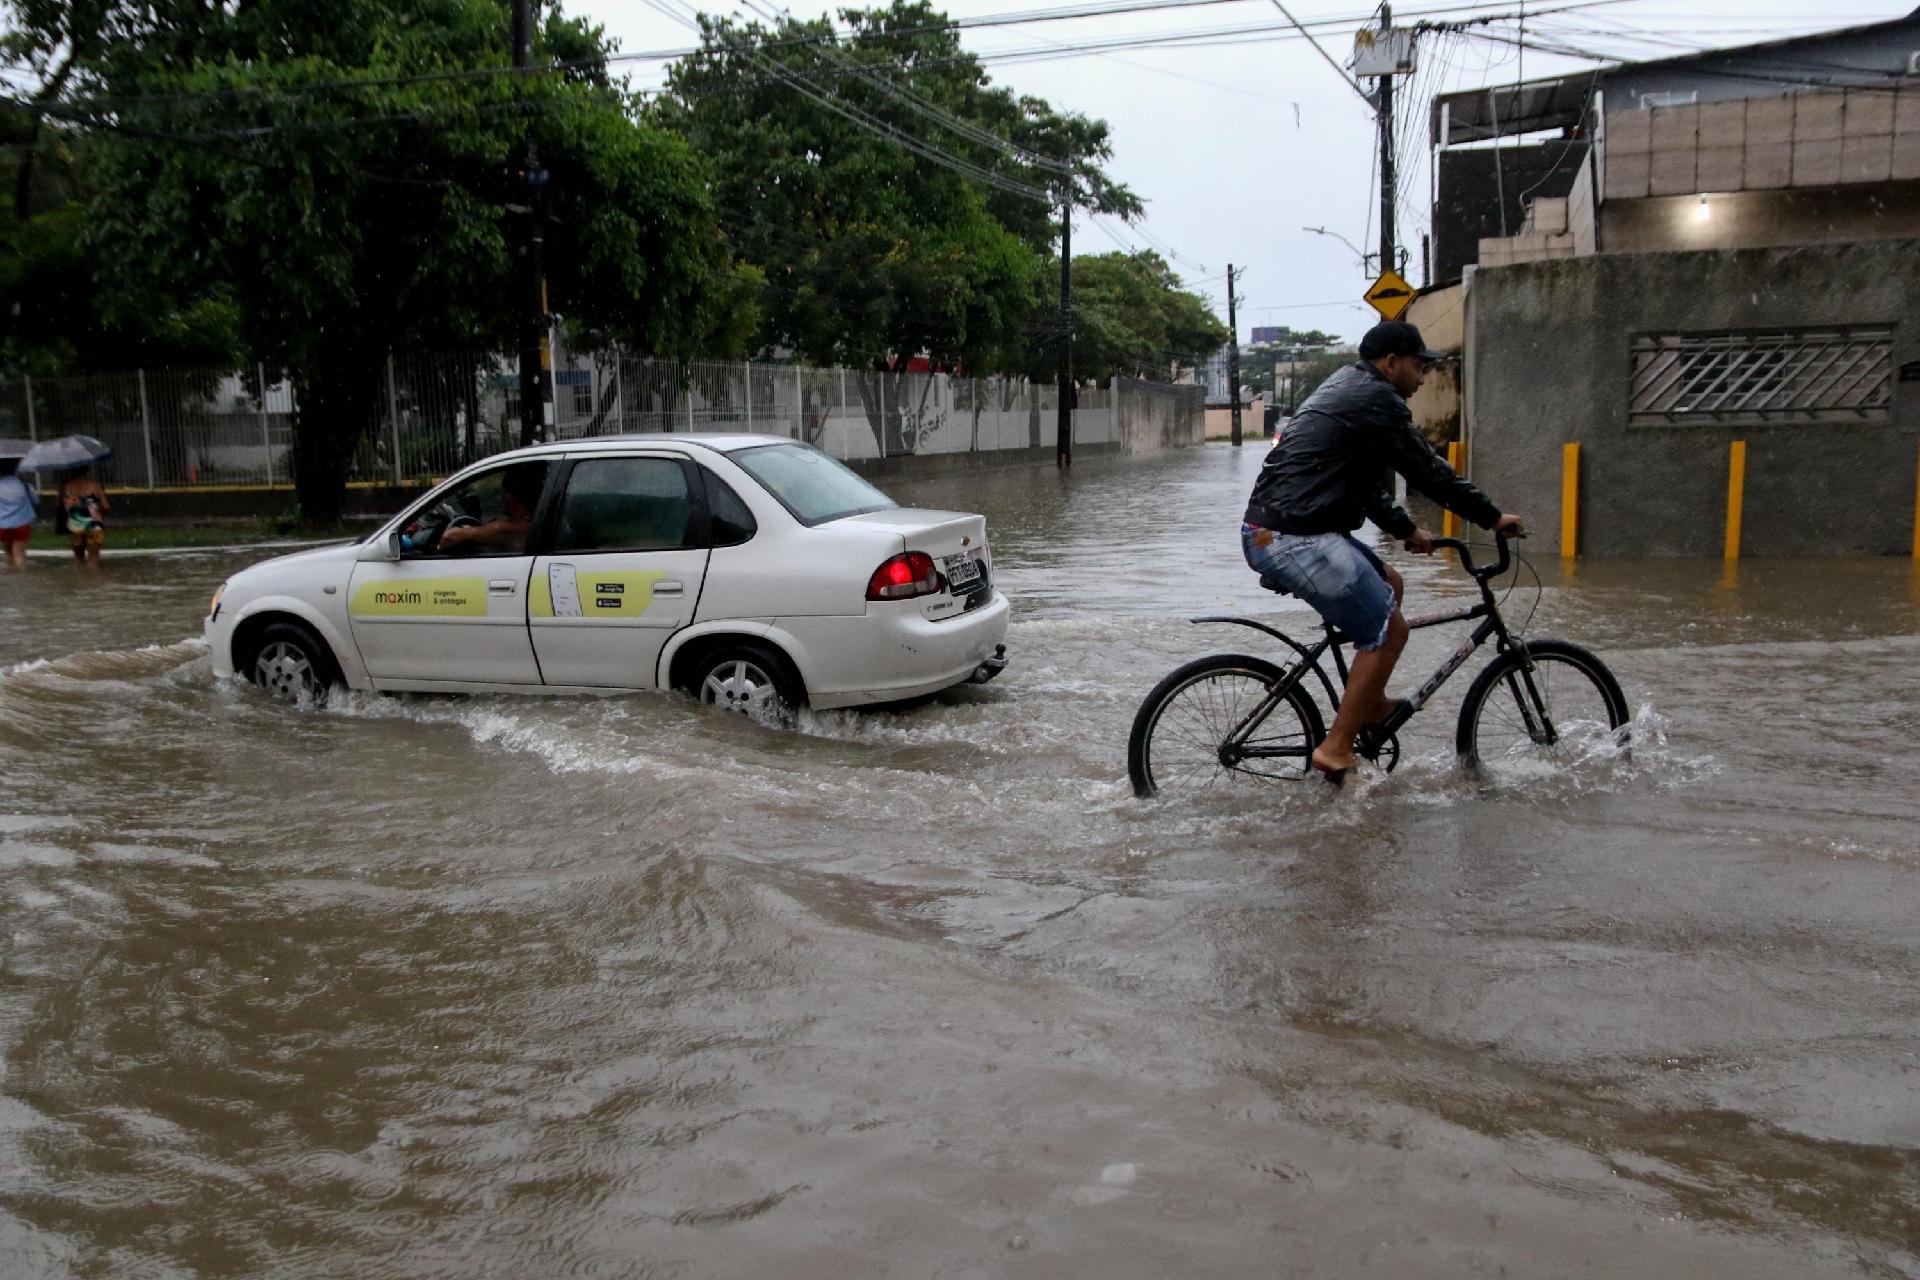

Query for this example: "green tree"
[654,1,1139,453]
[1278,351,1352,413]
[6,0,747,525]
[1053,251,1227,383]
[1239,330,1343,401]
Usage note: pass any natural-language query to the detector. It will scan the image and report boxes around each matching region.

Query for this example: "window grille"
[1629,328,1893,425]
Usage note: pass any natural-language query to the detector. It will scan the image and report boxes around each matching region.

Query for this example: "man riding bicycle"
[1243,321,1525,779]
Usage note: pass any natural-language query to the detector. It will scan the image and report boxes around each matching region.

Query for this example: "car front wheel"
[691,643,804,726]
[245,621,342,707]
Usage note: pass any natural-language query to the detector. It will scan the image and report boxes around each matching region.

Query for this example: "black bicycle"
[1127,534,1630,796]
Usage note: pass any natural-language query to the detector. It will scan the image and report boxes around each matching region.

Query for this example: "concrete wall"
[1405,285,1465,446]
[1466,239,1920,556]
[1601,181,1920,254]
[1205,397,1266,441]
[104,444,1137,524]
[1603,88,1920,200]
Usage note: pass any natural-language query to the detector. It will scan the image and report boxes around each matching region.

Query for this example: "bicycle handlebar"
[1430,531,1517,580]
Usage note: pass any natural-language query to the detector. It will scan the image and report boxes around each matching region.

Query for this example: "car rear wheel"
[245,621,342,707]
[691,643,804,726]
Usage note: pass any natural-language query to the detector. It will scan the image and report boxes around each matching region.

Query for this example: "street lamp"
[1303,225,1371,272]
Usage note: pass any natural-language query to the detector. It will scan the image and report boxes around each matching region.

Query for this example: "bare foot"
[1311,743,1359,777]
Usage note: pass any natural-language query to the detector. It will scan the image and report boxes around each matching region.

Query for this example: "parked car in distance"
[206,435,1009,719]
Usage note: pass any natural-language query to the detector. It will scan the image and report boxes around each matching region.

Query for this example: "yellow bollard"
[1912,440,1920,562]
[1560,442,1580,558]
[1442,441,1463,540]
[1724,440,1746,563]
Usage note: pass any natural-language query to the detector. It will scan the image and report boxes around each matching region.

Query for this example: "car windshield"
[731,442,896,525]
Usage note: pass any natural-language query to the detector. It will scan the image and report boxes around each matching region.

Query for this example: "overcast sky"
[587,0,1907,343]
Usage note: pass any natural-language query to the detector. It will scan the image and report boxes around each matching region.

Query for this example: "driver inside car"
[420,462,548,557]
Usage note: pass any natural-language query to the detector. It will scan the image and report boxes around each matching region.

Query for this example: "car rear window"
[730,443,896,525]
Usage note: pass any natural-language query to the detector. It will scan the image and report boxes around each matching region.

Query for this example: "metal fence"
[0,353,1205,490]
[1629,327,1894,426]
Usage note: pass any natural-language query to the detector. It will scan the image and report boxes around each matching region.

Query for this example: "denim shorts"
[1242,525,1395,651]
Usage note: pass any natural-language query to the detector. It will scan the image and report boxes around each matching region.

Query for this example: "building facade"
[1434,15,1920,555]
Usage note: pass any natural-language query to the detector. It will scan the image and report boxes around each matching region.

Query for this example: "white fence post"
[612,345,624,434]
[258,363,273,486]
[744,359,753,431]
[137,368,156,489]
[794,366,803,440]
[22,374,34,440]
[686,371,694,432]
[386,354,402,485]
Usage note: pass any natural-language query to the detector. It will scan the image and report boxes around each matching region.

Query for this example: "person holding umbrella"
[21,435,114,570]
[0,440,36,570]
[54,466,109,569]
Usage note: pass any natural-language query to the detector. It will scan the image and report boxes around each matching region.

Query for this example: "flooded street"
[3,443,1919,1278]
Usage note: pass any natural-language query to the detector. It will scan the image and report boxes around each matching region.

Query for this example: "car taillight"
[867,551,940,600]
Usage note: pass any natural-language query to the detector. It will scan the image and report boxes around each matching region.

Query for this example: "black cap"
[1359,321,1447,362]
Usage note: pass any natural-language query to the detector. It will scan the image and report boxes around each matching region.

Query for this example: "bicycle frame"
[1195,535,1551,766]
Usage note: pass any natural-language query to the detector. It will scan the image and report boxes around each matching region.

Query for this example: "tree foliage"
[654,0,1147,451]
[1055,251,1227,383]
[4,0,1233,488]
[1239,331,1344,401]
[3,0,749,523]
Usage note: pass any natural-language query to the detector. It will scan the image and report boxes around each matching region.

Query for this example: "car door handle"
[488,579,518,594]
[654,580,685,596]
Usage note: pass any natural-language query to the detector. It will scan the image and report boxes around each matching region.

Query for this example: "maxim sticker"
[350,578,488,617]
[530,564,667,619]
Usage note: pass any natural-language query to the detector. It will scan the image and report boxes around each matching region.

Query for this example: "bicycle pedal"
[1355,729,1401,773]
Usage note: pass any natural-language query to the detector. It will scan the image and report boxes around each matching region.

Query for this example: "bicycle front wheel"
[1455,638,1629,769]
[1128,653,1326,798]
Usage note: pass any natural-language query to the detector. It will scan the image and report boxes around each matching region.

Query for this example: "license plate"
[944,552,983,590]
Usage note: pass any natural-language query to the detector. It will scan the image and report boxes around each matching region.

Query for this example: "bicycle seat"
[1258,573,1292,595]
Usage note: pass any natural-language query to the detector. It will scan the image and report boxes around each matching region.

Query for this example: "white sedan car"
[206,435,1009,716]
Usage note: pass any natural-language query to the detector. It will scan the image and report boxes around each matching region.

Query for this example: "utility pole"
[1376,3,1396,277]
[1056,185,1072,469]
[1226,265,1242,447]
[514,0,554,447]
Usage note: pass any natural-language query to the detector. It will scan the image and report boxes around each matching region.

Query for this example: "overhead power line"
[6,0,1632,113]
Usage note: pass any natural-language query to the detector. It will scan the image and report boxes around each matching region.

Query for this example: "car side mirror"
[357,531,403,562]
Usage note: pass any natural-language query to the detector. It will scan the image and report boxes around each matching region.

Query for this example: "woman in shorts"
[0,458,36,570]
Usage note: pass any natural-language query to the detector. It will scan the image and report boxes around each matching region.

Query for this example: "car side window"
[553,458,695,554]
[400,460,550,559]
[701,468,758,546]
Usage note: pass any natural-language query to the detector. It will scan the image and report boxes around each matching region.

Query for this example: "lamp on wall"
[1694,195,1712,223]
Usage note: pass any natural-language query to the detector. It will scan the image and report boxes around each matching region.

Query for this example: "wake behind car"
[206,436,1009,717]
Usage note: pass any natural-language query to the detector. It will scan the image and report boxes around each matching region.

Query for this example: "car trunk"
[841,508,992,605]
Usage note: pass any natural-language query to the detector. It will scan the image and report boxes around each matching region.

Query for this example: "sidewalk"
[24,537,350,560]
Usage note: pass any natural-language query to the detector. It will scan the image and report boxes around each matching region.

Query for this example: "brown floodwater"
[2,443,1918,1278]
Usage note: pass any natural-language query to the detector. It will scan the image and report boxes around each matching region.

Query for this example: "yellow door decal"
[530,564,667,618]
[350,577,489,617]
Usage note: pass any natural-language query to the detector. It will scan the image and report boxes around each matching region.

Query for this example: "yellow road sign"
[1364,269,1417,321]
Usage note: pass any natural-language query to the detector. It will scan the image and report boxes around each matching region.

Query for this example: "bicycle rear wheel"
[1455,639,1629,769]
[1128,653,1326,797]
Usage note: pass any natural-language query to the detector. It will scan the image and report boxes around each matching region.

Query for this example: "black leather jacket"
[1244,360,1500,539]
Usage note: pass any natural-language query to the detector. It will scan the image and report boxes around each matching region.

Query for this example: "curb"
[23,537,352,561]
